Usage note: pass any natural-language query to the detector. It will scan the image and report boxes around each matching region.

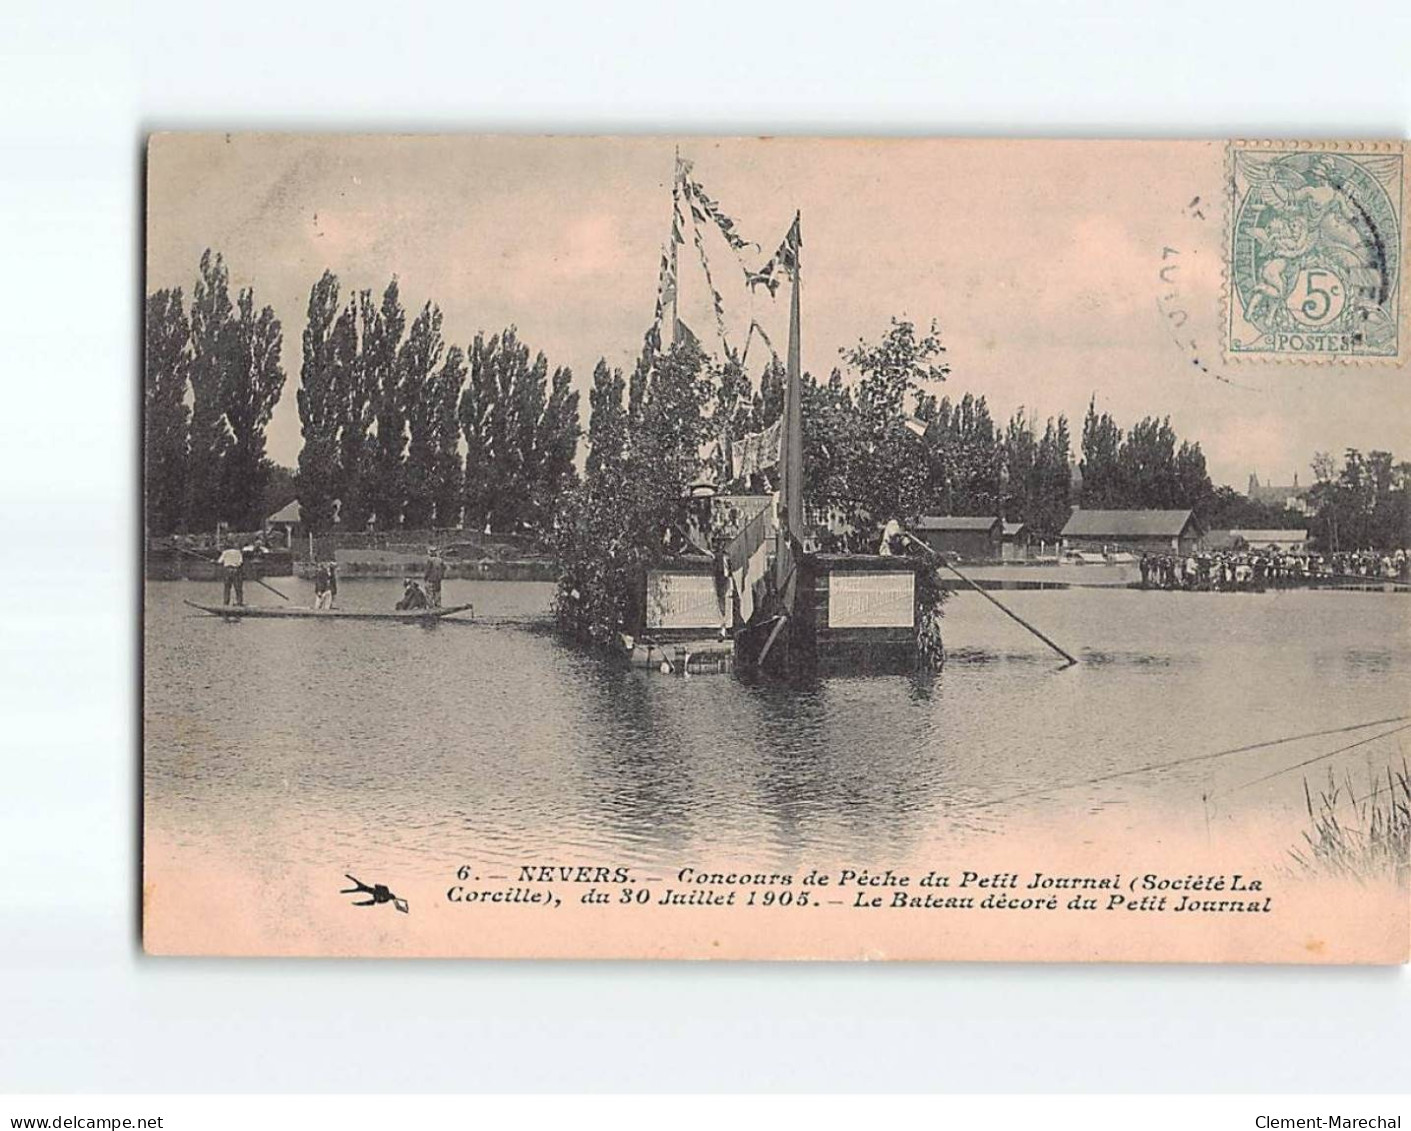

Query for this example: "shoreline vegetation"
[1292,762,1411,882]
[147,248,1411,654]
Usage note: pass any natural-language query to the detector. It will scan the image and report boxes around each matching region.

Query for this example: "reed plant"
[1290,759,1410,881]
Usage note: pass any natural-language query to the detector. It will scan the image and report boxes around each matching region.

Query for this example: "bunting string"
[691,216,730,355]
[648,165,799,375]
[741,319,779,370]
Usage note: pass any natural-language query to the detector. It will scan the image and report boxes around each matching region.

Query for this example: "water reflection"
[145,578,1411,878]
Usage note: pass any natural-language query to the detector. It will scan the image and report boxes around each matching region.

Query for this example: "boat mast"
[669,146,683,347]
[774,211,804,604]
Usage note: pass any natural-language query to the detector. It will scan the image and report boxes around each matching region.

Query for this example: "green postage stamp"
[1226,141,1404,361]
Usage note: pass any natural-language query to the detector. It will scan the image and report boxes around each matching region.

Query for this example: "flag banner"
[674,318,700,350]
[749,214,804,298]
[686,178,758,254]
[731,416,783,482]
[745,259,782,296]
[691,218,730,352]
[741,319,779,368]
[723,496,773,577]
[649,246,678,349]
[724,494,776,625]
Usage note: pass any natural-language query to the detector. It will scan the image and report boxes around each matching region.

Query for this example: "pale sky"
[146,135,1411,490]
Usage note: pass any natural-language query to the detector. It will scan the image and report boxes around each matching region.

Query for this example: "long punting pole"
[901,530,1077,668]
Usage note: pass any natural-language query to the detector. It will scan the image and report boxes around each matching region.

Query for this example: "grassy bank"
[1291,762,1410,882]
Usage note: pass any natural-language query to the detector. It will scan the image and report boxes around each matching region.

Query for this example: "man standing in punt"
[217,539,244,606]
[314,560,337,610]
[424,546,446,609]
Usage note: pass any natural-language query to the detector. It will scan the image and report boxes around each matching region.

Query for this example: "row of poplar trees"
[146,253,583,539]
[295,270,580,535]
[145,251,286,535]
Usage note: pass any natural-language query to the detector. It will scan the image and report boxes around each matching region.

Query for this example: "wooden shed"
[914,515,1004,560]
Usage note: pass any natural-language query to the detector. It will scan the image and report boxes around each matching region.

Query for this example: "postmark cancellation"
[1226,140,1404,362]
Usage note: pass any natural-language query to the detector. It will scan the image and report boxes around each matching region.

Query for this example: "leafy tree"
[847,318,950,420]
[1175,440,1214,515]
[144,288,190,536]
[586,358,628,481]
[461,327,580,536]
[184,249,284,532]
[221,287,285,530]
[335,292,376,532]
[838,318,950,530]
[636,339,715,493]
[366,280,408,528]
[1200,485,1307,533]
[187,249,235,531]
[1002,408,1038,523]
[1079,396,1123,508]
[801,367,861,518]
[708,354,755,482]
[428,345,467,528]
[535,364,581,531]
[296,270,344,533]
[627,348,650,427]
[400,301,446,529]
[1077,400,1211,516]
[461,328,532,532]
[928,392,1001,517]
[1307,448,1410,552]
[754,356,785,429]
[1030,414,1073,536]
[554,340,710,645]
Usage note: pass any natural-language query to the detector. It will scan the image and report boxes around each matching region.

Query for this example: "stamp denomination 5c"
[1226,141,1404,361]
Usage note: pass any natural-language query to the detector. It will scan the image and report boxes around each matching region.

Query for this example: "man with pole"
[217,539,244,606]
[424,546,446,609]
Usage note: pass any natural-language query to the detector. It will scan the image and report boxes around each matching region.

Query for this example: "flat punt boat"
[184,600,474,622]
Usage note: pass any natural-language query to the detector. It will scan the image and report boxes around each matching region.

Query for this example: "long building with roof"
[1060,508,1200,555]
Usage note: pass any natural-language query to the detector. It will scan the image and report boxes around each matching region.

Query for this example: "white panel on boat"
[646,571,723,629]
[828,571,914,628]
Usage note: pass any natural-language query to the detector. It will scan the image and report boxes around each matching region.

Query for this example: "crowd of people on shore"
[1139,548,1409,591]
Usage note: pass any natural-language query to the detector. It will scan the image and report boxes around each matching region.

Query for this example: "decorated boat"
[619,155,934,676]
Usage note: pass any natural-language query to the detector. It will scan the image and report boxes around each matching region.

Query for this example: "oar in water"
[170,542,291,602]
[901,529,1078,668]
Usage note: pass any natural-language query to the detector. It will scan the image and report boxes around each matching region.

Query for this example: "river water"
[144,576,1408,882]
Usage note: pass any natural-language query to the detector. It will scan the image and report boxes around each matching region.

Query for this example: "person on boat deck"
[878,517,903,556]
[424,546,446,608]
[217,540,244,606]
[396,578,429,610]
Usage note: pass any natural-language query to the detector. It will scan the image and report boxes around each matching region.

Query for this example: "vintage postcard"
[143,136,1410,961]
